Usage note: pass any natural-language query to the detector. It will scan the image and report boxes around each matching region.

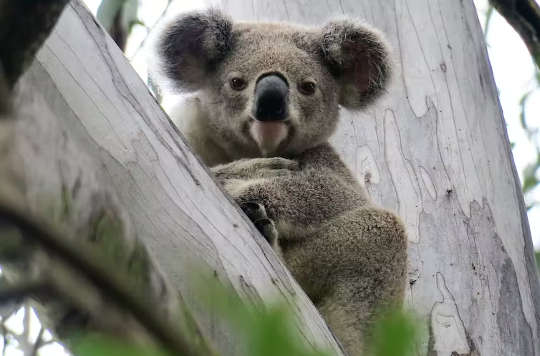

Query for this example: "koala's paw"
[253,157,299,171]
[240,202,278,245]
[212,157,299,180]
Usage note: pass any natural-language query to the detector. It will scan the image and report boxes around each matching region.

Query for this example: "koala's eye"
[298,81,316,95]
[230,77,247,91]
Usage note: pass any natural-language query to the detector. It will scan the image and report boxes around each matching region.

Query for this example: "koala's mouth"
[248,119,290,156]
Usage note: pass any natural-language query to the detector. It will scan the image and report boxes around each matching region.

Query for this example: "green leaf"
[72,334,170,356]
[369,309,420,356]
[191,273,331,356]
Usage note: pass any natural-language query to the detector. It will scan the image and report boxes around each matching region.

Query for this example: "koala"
[155,9,407,356]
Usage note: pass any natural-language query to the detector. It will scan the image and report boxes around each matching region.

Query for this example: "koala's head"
[156,9,391,158]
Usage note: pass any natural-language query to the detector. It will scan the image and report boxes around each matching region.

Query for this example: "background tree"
[480,0,540,231]
[219,0,540,354]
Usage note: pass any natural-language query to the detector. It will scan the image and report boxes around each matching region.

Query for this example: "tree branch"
[0,63,10,115]
[489,0,540,68]
[0,202,206,356]
[0,0,71,89]
[0,281,48,305]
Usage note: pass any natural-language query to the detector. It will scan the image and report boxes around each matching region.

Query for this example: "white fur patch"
[249,121,288,155]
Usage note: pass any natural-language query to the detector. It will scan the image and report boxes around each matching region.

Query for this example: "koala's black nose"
[253,74,289,121]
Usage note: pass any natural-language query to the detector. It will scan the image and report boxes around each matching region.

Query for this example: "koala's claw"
[240,202,268,221]
[240,202,278,244]
[254,218,278,245]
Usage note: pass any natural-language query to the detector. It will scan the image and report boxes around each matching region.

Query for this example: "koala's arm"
[212,157,300,181]
[212,145,370,228]
[214,170,361,232]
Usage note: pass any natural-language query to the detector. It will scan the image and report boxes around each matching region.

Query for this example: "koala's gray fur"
[155,9,407,355]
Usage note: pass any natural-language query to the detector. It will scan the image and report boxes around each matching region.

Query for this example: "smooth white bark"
[219,0,540,355]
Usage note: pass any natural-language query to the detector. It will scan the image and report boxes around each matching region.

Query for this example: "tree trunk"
[218,0,540,355]
[0,1,342,355]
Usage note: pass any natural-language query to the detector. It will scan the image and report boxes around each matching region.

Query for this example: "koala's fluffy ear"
[156,9,233,91]
[319,20,392,109]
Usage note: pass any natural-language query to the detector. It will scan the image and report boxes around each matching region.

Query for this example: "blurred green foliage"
[199,278,330,356]
[519,71,540,210]
[97,0,140,50]
[73,334,171,356]
[368,309,420,356]
[97,0,139,31]
[69,273,420,356]
[523,153,540,196]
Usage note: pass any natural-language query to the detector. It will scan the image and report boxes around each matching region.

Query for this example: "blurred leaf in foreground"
[197,275,329,356]
[69,271,421,356]
[72,333,170,356]
[368,308,421,356]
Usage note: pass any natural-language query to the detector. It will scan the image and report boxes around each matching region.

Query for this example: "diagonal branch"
[488,0,540,68]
